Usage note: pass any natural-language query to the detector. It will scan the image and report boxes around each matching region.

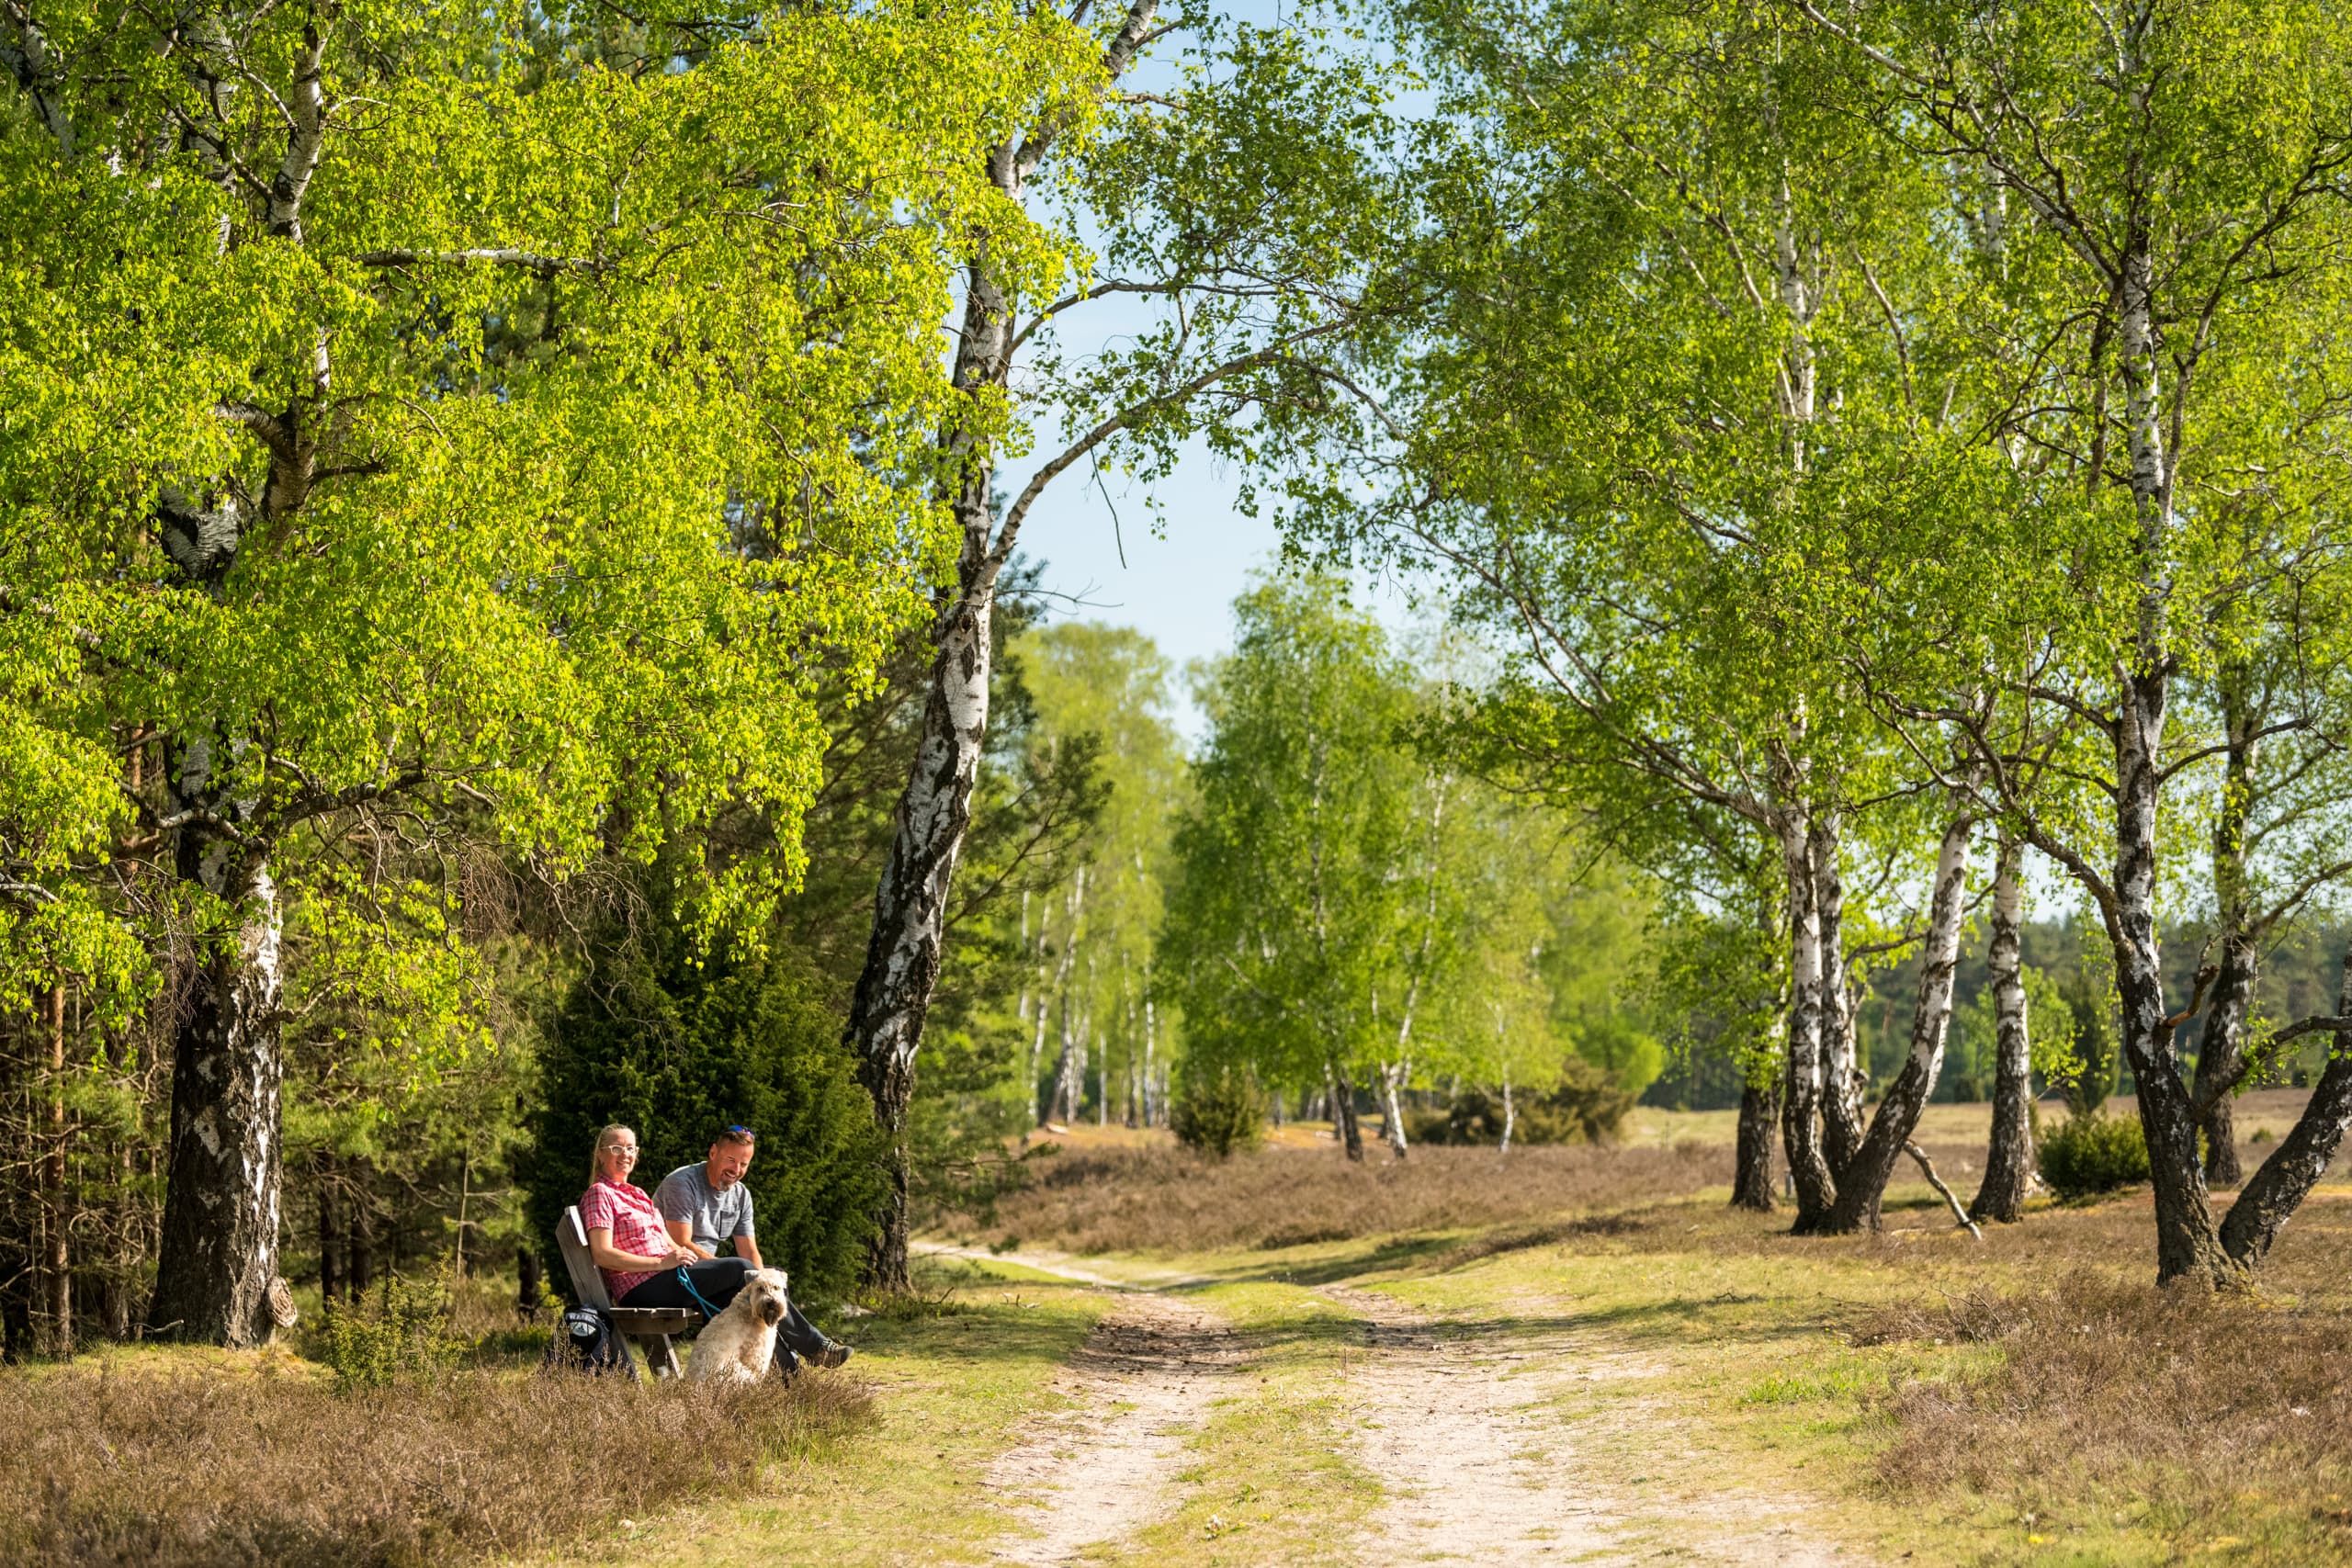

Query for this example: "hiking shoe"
[811,1341,853,1370]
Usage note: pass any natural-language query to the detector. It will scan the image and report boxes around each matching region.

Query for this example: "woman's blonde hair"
[588,1123,637,1186]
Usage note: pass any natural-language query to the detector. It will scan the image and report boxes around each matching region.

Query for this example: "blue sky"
[993,0,1434,740]
[1013,432,1434,739]
[1014,437,1279,705]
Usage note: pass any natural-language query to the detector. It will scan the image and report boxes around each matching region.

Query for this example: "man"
[652,1125,851,1371]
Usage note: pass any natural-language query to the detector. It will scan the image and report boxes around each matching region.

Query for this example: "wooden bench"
[557,1205,699,1380]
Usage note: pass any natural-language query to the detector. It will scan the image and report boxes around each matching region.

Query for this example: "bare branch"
[356,248,610,276]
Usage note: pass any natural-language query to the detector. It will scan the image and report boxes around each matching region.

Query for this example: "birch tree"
[1015,623,1185,1128]
[1968,833,2038,1223]
[1795,0,2352,1283]
[1324,0,1999,1230]
[1159,575,1430,1161]
[838,10,1401,1281]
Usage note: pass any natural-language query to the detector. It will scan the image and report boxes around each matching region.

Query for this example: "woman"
[578,1123,846,1372]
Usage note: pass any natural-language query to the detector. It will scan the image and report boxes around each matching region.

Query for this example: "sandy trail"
[1321,1283,1619,1563]
[937,1247,1238,1565]
[1320,1283,1868,1567]
[915,1243,1865,1566]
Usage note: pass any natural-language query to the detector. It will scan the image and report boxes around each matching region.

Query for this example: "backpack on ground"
[545,1305,626,1375]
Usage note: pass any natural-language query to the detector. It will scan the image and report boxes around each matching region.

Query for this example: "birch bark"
[2192,667,2259,1185]
[1777,814,1837,1231]
[1328,1060,1363,1161]
[1971,834,2037,1224]
[146,743,287,1344]
[840,0,1170,1288]
[2217,952,2352,1267]
[1825,808,1973,1233]
[1143,998,1159,1126]
[1380,1062,1409,1158]
[1811,812,1864,1180]
[2109,239,2237,1286]
[848,371,1003,1285]
[1732,1075,1780,1212]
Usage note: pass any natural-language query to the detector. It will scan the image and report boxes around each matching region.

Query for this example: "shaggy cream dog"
[685,1268,793,1382]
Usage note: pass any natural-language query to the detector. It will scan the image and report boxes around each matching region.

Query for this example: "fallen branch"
[1905,1142,1984,1240]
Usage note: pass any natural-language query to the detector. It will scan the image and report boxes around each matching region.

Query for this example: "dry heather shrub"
[1850,1285,2036,1347]
[981,1141,1728,1254]
[1866,1270,2352,1511]
[0,1361,871,1568]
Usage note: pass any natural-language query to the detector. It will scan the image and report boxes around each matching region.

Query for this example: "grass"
[14,1096,2352,1566]
[522,1265,1115,1568]
[0,1349,869,1568]
[1321,1175,2352,1565]
[1865,1271,2352,1555]
[959,1138,1731,1255]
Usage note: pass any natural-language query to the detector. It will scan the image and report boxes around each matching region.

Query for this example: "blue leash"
[674,1267,729,1322]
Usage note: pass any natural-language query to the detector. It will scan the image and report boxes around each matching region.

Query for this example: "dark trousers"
[617,1258,831,1368]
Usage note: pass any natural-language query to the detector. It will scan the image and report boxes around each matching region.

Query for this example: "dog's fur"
[685,1267,792,1382]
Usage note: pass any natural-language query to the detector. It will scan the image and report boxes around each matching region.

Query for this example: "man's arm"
[734,1235,762,1269]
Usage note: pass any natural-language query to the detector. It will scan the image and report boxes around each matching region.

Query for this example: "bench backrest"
[558,1206,615,1310]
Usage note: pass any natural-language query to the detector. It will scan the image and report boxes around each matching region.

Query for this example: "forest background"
[8,0,2352,1364]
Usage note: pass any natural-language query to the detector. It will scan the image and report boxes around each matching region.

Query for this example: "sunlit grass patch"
[1741,1364,1874,1405]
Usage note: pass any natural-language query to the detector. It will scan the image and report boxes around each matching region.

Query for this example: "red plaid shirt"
[580,1179,670,1300]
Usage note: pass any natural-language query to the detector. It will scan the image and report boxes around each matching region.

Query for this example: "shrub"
[314,1272,459,1391]
[524,907,885,1314]
[1534,1060,1639,1143]
[0,1358,869,1568]
[979,1141,1730,1254]
[2038,1110,2150,1199]
[1868,1270,2352,1529]
[1402,1104,1453,1145]
[1417,1061,1637,1146]
[1170,1068,1267,1158]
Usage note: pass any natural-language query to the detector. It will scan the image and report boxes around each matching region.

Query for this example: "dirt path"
[925,1246,1239,1565]
[1320,1284,1868,1566]
[1321,1283,1621,1563]
[913,1243,1867,1566]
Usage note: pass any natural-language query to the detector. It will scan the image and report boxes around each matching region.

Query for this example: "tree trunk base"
[1731,1078,1779,1212]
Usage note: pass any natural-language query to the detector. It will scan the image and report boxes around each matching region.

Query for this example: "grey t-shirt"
[652,1162,756,1254]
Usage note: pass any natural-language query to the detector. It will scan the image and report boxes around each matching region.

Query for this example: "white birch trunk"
[149,738,288,1346]
[1972,834,2036,1223]
[1381,1061,1409,1157]
[2109,223,2233,1284]
[1812,812,1864,1179]
[842,0,1163,1290]
[1826,807,1973,1232]
[1143,997,1159,1127]
[1777,813,1837,1230]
